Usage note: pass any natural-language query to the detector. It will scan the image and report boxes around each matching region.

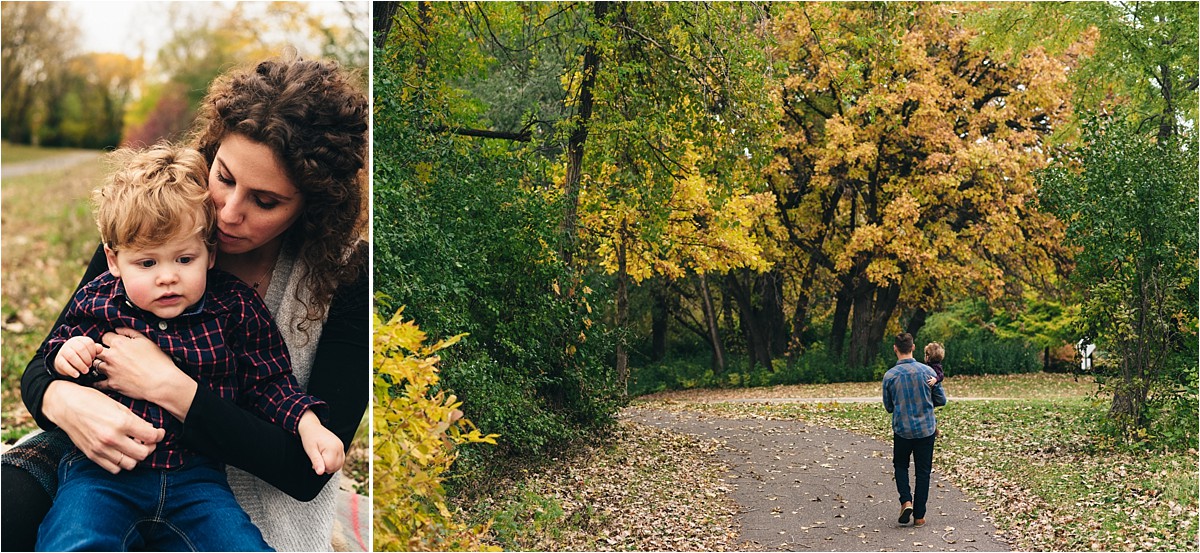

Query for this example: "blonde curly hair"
[94,142,213,253]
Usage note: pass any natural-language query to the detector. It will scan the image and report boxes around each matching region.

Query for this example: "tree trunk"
[787,270,815,357]
[905,307,928,341]
[699,273,726,374]
[651,280,669,362]
[848,280,901,368]
[726,271,767,370]
[829,278,853,358]
[615,224,629,396]
[762,270,788,358]
[373,1,399,50]
[560,1,610,266]
[1158,63,1176,141]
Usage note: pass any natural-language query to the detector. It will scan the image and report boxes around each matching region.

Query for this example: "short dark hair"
[894,333,915,354]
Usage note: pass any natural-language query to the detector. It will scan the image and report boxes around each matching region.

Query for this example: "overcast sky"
[64,1,368,60]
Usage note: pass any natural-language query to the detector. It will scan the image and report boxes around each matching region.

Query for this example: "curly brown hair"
[191,52,368,326]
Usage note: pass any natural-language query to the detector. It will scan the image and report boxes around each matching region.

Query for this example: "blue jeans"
[893,432,936,519]
[36,451,272,551]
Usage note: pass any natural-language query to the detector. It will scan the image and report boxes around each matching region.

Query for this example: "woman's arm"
[180,268,368,500]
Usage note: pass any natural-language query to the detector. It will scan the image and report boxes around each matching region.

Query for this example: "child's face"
[105,232,214,319]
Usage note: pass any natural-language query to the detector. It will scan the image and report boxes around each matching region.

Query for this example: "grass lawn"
[2,155,103,438]
[641,371,1100,403]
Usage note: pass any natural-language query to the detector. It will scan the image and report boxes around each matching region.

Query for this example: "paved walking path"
[2,151,100,179]
[624,407,1010,552]
[692,396,1015,405]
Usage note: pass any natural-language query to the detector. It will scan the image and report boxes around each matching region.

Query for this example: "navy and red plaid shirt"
[40,269,325,469]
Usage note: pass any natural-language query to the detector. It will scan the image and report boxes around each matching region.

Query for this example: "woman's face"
[208,133,305,256]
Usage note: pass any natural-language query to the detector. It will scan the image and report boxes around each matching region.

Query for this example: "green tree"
[373,2,618,461]
[1039,115,1198,439]
[573,2,780,381]
[1,2,79,145]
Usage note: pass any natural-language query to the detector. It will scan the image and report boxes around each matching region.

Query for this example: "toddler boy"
[35,143,341,552]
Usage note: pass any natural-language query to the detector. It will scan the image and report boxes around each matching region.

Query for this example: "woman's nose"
[219,193,243,224]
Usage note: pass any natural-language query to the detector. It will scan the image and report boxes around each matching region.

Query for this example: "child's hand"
[926,375,938,386]
[298,410,345,475]
[54,336,105,379]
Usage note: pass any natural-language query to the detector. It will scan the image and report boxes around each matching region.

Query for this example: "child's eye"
[138,260,156,268]
[178,256,194,264]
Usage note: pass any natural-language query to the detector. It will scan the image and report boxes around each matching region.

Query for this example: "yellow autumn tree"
[373,308,499,551]
[770,2,1091,366]
[571,2,781,382]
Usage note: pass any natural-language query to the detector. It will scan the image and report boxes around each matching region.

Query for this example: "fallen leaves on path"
[456,421,740,551]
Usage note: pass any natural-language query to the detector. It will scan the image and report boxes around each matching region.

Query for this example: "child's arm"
[927,364,945,386]
[224,275,327,433]
[297,410,345,475]
[53,336,105,379]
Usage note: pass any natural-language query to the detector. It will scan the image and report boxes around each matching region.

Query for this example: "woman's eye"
[216,171,234,185]
[254,196,279,210]
[139,260,156,268]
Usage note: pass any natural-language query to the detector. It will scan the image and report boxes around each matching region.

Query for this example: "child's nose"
[158,268,180,284]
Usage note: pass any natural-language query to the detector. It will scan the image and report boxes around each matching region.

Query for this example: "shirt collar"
[113,277,208,319]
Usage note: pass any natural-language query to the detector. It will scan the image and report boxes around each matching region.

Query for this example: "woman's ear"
[103,245,122,278]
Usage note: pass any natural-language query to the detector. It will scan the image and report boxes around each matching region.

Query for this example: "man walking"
[882,332,946,528]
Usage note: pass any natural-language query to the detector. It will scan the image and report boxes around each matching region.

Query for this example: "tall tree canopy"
[770,2,1086,366]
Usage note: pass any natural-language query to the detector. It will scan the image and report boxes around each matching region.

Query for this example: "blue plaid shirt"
[882,358,946,439]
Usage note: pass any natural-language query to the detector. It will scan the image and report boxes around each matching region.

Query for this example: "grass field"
[1,151,103,439]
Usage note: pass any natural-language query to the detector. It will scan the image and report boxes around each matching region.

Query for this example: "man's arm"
[931,381,947,407]
[882,375,895,413]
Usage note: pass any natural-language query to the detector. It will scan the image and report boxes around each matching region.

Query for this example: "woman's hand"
[42,380,165,474]
[95,327,198,422]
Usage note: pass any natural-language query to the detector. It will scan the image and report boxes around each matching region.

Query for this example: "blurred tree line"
[2,1,368,150]
[372,0,1195,456]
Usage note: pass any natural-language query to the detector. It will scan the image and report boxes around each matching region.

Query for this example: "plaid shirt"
[882,358,947,439]
[40,269,324,469]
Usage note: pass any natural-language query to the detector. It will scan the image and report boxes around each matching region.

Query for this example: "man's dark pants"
[893,433,936,519]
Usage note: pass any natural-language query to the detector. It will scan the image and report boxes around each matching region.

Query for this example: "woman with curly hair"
[2,52,369,552]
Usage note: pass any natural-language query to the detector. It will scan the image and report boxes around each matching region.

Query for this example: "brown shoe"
[914,518,926,527]
[898,502,913,524]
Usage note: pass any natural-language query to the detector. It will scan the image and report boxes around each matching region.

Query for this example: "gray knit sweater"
[226,245,338,552]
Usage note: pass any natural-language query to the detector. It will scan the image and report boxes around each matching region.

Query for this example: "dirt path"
[2,151,101,179]
[624,407,1010,552]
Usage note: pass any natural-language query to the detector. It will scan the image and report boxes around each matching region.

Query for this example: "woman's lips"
[218,229,244,244]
